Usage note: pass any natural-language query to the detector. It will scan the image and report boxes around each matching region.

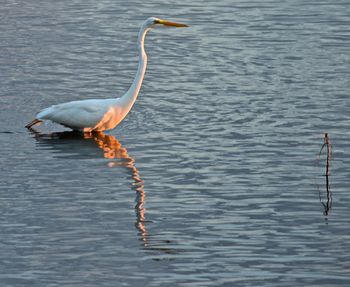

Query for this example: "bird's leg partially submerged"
[25,119,43,129]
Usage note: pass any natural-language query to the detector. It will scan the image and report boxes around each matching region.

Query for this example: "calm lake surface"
[1,0,350,286]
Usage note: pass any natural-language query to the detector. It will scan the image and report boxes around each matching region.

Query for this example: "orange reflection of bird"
[29,129,148,246]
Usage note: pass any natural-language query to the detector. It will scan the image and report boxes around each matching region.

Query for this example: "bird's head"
[144,17,189,28]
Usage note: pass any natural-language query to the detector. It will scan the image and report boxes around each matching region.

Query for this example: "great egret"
[26,17,188,132]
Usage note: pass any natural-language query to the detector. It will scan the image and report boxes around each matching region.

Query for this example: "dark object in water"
[318,133,332,218]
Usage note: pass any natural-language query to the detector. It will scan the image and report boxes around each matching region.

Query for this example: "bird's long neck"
[119,25,149,110]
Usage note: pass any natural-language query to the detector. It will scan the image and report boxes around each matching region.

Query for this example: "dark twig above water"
[319,133,332,177]
[317,133,332,218]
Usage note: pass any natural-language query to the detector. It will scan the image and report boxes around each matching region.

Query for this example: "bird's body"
[35,98,120,132]
[26,17,187,132]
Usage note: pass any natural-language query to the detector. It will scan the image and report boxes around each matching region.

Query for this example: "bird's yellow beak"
[155,19,189,27]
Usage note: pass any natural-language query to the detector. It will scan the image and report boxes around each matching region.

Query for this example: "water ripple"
[1,0,350,286]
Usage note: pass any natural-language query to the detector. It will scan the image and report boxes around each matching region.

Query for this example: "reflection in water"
[29,129,148,246]
[90,132,149,245]
[320,174,332,217]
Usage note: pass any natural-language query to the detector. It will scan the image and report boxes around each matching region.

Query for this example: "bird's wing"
[36,99,111,129]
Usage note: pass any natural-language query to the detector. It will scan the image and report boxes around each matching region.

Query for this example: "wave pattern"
[1,0,350,286]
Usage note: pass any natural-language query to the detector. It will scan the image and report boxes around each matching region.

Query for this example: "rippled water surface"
[1,0,350,286]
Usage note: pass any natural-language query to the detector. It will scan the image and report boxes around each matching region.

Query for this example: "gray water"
[1,0,350,286]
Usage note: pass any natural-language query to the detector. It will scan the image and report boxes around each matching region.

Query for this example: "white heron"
[26,17,188,132]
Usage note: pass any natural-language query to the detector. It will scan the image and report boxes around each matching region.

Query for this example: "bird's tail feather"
[25,119,43,129]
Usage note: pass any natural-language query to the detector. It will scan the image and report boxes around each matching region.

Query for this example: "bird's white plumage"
[36,99,121,132]
[26,17,188,132]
